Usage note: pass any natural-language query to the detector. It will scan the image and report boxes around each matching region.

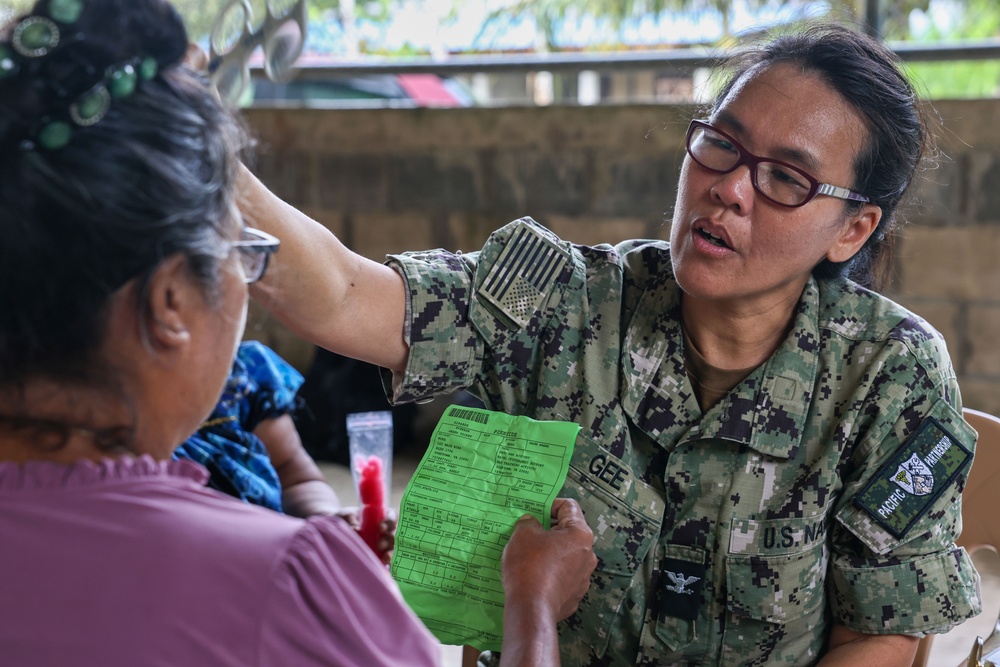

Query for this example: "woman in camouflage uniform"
[245,22,981,666]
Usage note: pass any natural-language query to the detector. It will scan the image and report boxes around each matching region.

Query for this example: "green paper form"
[390,405,579,651]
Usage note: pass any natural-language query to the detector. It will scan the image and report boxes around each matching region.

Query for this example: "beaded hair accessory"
[1,0,83,77]
[1,0,159,151]
[32,54,159,150]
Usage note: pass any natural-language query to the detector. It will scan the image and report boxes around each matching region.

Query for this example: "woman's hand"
[502,498,597,621]
[498,498,596,667]
[336,506,397,565]
[183,42,209,71]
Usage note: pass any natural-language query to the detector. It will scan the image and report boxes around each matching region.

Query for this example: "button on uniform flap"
[745,373,814,459]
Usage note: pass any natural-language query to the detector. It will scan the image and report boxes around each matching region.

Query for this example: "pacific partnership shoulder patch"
[480,223,569,328]
[854,417,972,539]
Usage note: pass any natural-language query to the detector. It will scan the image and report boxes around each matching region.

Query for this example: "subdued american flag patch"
[480,223,569,328]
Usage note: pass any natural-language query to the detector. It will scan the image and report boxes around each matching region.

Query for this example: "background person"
[177,339,396,560]
[174,340,330,515]
[240,21,981,665]
[0,1,596,664]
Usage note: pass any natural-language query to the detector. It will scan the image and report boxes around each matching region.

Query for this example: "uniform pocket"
[721,539,828,664]
[726,544,826,623]
[558,423,662,656]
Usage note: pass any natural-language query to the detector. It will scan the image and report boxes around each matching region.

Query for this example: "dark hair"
[712,22,932,291]
[0,0,249,394]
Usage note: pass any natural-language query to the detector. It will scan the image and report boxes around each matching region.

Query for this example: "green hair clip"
[2,0,160,150]
[9,0,83,60]
[35,55,159,150]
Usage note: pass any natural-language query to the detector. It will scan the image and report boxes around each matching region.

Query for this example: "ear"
[145,254,195,351]
[826,204,882,264]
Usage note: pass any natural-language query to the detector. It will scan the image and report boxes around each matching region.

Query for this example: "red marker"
[357,455,386,555]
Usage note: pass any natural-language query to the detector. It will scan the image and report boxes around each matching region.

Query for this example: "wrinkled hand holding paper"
[390,404,578,650]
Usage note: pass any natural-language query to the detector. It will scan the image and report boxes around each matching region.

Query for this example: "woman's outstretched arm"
[238,165,410,372]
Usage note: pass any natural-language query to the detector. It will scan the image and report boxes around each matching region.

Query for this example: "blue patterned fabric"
[174,342,304,512]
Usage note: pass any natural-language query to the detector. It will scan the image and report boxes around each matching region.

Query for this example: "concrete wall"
[242,100,1000,415]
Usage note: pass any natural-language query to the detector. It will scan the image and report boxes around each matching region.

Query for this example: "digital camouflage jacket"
[386,218,981,666]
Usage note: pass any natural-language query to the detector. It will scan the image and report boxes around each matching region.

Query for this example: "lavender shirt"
[0,456,438,666]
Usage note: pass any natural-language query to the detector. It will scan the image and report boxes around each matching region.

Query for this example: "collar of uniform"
[701,278,822,459]
[619,272,701,447]
[621,275,821,460]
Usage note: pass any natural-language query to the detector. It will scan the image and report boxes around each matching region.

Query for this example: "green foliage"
[3,0,996,98]
[470,0,716,50]
[309,0,396,22]
[0,0,37,24]
[877,0,933,39]
[168,0,399,44]
[906,61,1000,99]
[470,0,996,49]
[0,0,224,39]
[902,0,1000,98]
[1,0,35,12]
[169,0,226,40]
